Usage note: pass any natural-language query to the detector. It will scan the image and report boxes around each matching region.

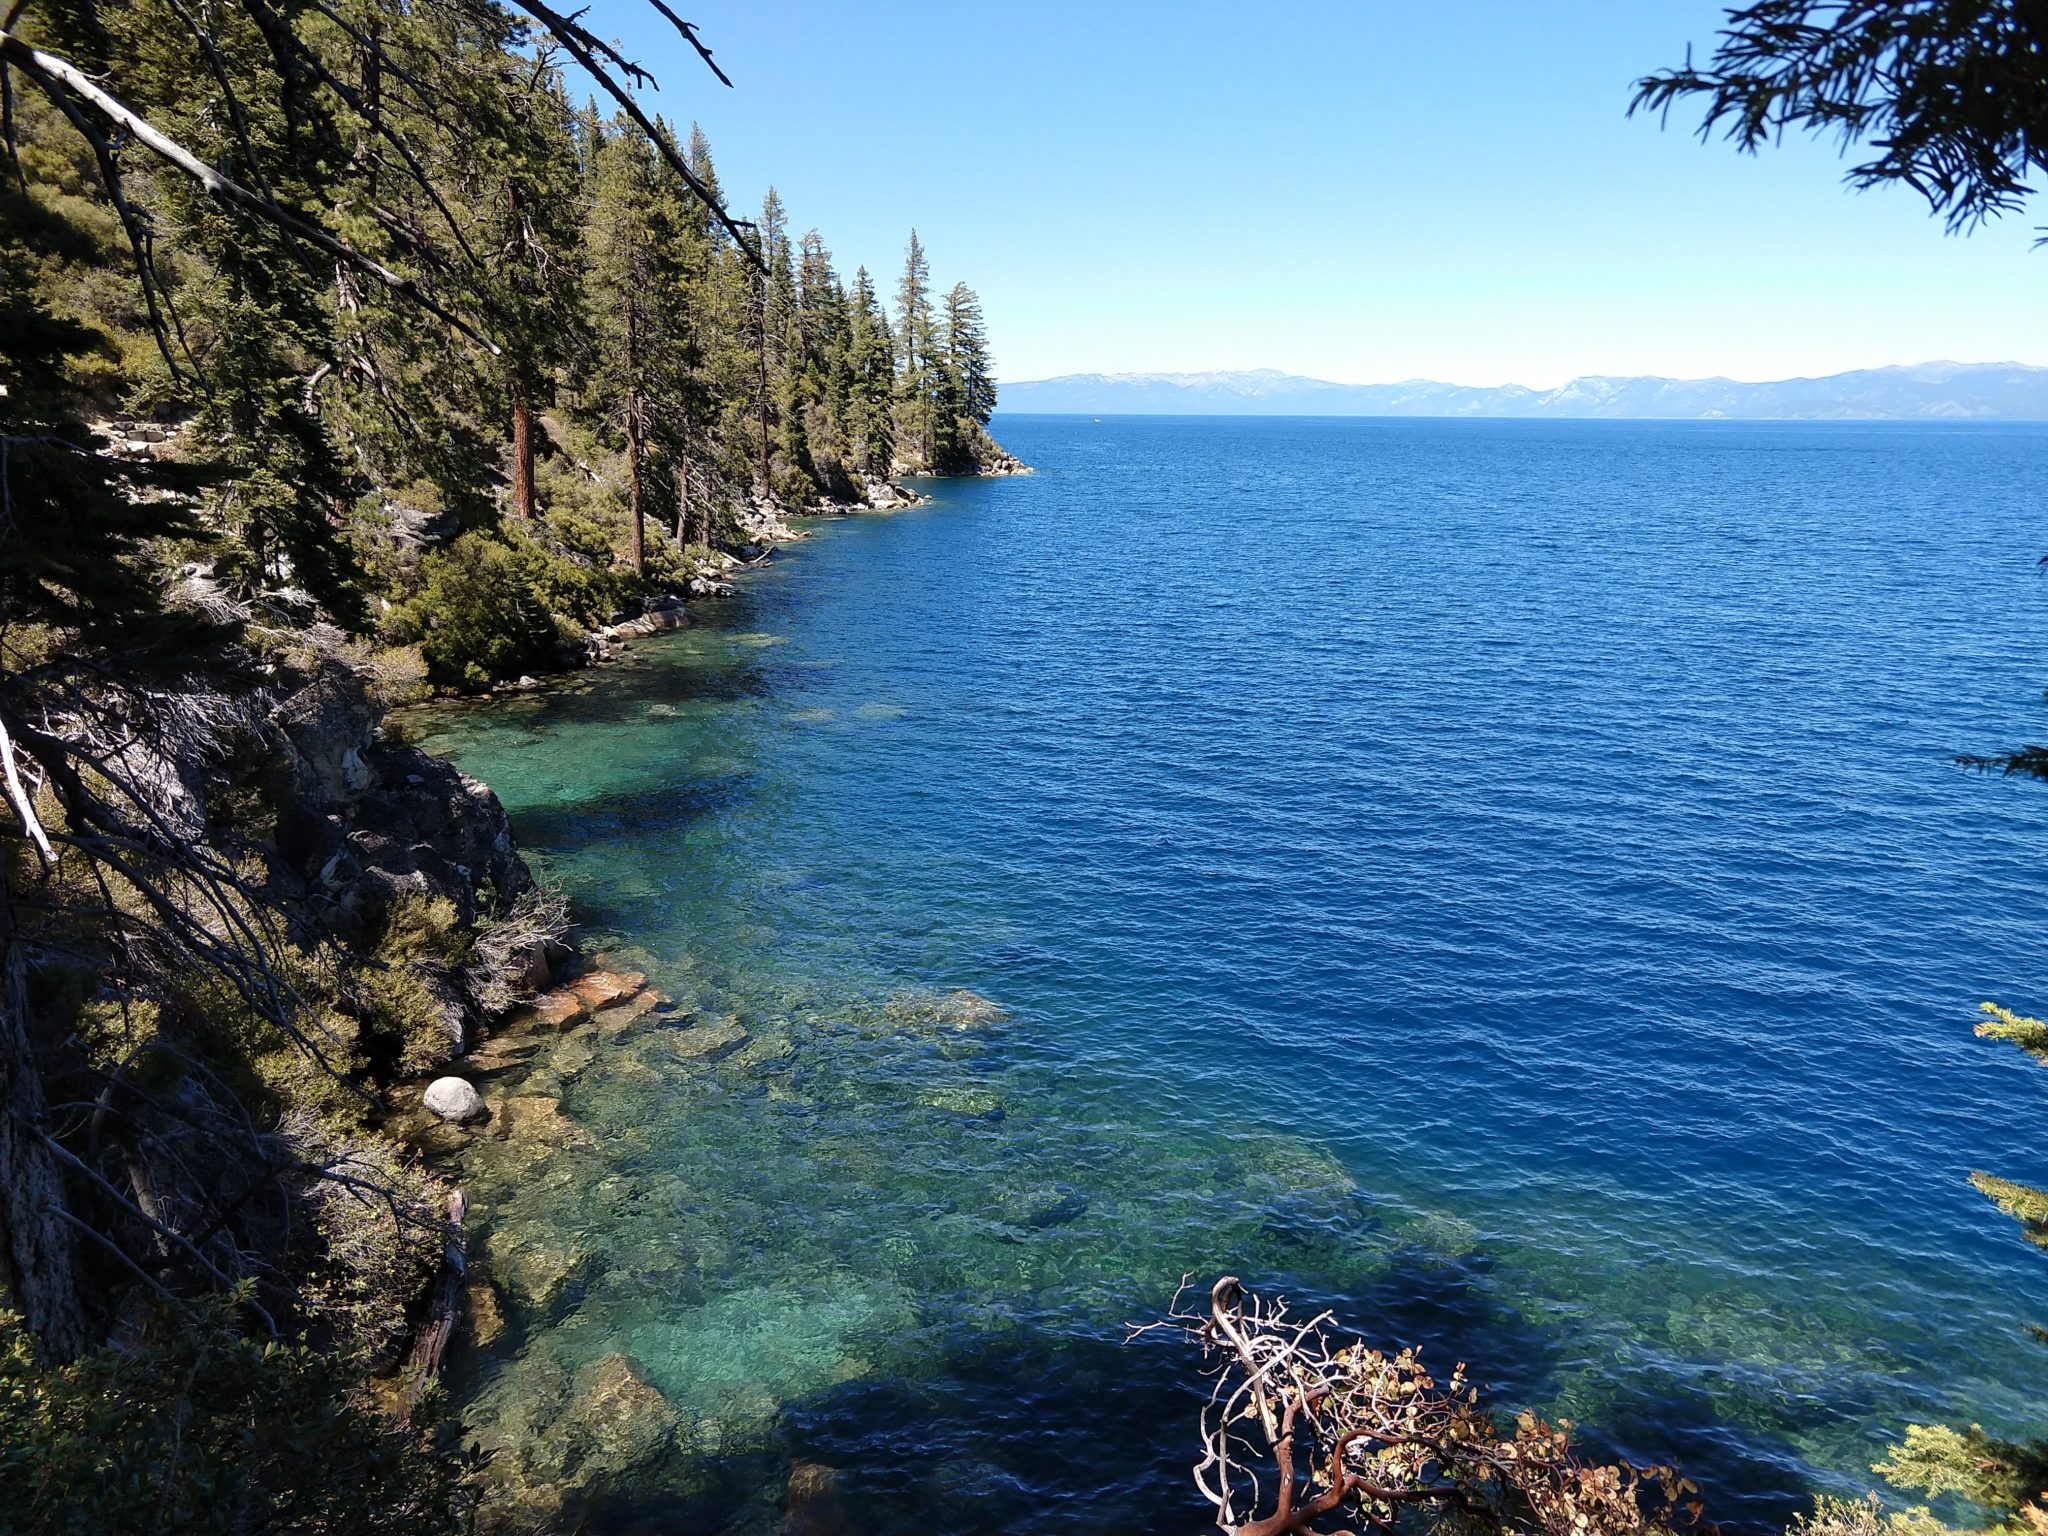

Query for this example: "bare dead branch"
[0,710,54,865]
[643,0,733,88]
[1141,1277,1709,1536]
[502,0,763,267]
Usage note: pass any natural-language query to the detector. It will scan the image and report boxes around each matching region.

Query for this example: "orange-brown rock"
[567,969,646,1011]
[512,989,589,1032]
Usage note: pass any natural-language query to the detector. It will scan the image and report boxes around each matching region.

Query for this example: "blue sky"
[578,1,2048,387]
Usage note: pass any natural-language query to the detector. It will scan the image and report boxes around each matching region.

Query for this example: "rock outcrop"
[974,442,1032,476]
[264,652,555,1062]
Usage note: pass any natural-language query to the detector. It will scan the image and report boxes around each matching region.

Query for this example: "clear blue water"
[421,417,2048,1535]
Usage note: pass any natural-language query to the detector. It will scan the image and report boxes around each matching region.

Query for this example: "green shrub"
[0,1303,477,1536]
[292,1123,445,1365]
[516,528,622,633]
[353,894,471,1074]
[387,531,555,691]
[386,526,631,692]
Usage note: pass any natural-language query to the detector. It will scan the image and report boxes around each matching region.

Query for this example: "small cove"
[416,416,2048,1534]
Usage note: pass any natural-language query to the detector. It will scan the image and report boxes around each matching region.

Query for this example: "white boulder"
[422,1076,486,1124]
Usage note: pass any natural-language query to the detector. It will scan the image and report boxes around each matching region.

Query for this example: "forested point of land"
[0,2,1015,1529]
[9,0,1014,694]
[4,2,2048,1534]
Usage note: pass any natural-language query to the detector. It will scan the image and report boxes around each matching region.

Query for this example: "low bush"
[0,1302,477,1536]
[385,526,627,692]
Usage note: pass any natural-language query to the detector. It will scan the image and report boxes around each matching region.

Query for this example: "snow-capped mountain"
[996,363,2048,420]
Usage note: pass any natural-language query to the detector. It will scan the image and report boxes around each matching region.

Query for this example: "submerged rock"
[884,987,1009,1032]
[592,987,662,1036]
[461,1035,544,1075]
[549,1030,598,1083]
[729,1029,795,1070]
[919,1085,1005,1121]
[666,1015,749,1062]
[570,1352,680,1475]
[786,1462,852,1536]
[495,1237,600,1321]
[995,1183,1089,1231]
[496,1092,596,1149]
[422,1076,487,1123]
[567,969,646,1011]
[465,1276,506,1349]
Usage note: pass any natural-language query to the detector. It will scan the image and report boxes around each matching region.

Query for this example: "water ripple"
[420,418,2048,1535]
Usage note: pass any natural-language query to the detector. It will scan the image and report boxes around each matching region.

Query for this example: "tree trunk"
[754,269,771,498]
[673,460,691,546]
[395,1188,466,1427]
[626,402,644,575]
[0,940,88,1361]
[510,372,536,520]
[625,297,644,575]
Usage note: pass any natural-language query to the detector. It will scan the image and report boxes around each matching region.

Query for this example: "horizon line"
[995,358,2048,392]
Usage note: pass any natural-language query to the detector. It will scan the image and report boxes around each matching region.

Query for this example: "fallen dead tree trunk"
[395,1187,466,1427]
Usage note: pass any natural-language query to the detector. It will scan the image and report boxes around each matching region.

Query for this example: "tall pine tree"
[894,228,934,469]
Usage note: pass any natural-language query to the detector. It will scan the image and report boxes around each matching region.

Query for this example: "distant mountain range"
[995,362,2048,420]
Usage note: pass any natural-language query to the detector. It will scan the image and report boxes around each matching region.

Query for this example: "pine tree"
[847,267,896,478]
[98,0,367,616]
[760,188,796,376]
[640,117,717,549]
[582,119,690,574]
[685,123,726,248]
[894,229,934,468]
[943,281,997,427]
[674,127,761,510]
[473,64,587,521]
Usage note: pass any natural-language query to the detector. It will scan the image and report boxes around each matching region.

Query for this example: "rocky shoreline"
[373,460,1027,1530]
[387,936,1013,1529]
[544,477,933,680]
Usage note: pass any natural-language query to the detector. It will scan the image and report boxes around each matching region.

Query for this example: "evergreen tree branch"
[0,28,502,354]
[159,0,281,204]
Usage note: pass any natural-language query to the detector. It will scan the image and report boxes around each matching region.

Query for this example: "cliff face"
[274,668,528,917]
[0,626,568,1376]
[266,653,549,1062]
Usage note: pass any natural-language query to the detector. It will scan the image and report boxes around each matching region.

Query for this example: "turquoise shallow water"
[420,417,2048,1534]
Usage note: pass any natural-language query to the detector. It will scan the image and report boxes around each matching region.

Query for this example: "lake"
[419,415,2048,1535]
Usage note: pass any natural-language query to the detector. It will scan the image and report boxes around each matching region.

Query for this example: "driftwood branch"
[1138,1277,1709,1536]
[395,1187,467,1426]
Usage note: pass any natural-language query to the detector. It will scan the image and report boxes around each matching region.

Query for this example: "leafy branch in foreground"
[1955,747,2048,783]
[1630,2,2048,234]
[1139,1277,1708,1536]
[0,0,761,375]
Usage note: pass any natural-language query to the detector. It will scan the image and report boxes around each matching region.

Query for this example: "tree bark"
[395,1187,466,1427]
[754,267,771,498]
[626,402,643,574]
[625,298,644,575]
[673,460,691,546]
[509,371,536,520]
[0,940,88,1361]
